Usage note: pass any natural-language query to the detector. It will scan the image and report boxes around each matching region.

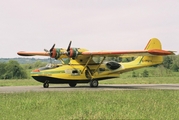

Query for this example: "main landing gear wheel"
[69,82,77,87]
[90,80,98,87]
[43,81,49,88]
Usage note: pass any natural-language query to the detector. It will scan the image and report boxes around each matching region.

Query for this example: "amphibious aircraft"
[17,38,175,88]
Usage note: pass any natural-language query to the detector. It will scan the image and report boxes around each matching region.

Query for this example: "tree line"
[0,60,27,79]
[0,60,47,79]
[0,55,179,79]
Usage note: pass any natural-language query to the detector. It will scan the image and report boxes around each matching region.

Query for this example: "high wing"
[80,38,175,57]
[17,49,175,57]
[17,51,49,56]
[17,38,175,64]
[17,48,69,58]
[80,49,175,57]
[74,49,175,64]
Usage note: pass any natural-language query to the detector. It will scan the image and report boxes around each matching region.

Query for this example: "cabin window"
[72,70,78,74]
[72,70,80,76]
[106,61,121,70]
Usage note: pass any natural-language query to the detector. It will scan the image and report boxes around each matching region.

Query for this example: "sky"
[0,0,179,58]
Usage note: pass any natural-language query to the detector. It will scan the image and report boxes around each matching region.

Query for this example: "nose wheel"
[43,81,49,88]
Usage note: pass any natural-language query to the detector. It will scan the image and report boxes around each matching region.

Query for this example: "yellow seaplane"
[17,38,175,88]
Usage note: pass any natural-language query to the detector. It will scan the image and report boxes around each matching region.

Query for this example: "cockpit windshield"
[45,63,54,68]
[39,63,61,70]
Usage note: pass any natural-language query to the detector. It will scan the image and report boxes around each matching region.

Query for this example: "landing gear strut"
[90,80,98,87]
[43,80,49,88]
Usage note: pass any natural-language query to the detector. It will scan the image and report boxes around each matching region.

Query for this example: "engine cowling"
[67,48,79,59]
[50,48,62,59]
[50,48,79,59]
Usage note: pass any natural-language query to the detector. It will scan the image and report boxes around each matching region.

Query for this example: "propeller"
[66,41,78,58]
[44,41,74,60]
[44,49,49,53]
[44,44,56,57]
[50,44,56,57]
[44,44,56,63]
[66,41,72,56]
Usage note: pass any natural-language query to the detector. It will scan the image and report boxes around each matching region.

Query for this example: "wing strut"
[82,56,106,80]
[81,56,93,74]
[93,57,106,75]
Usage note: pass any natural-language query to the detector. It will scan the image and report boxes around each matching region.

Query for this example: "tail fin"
[144,38,162,50]
[134,38,163,65]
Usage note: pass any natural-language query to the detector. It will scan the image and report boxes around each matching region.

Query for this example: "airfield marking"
[0,84,179,93]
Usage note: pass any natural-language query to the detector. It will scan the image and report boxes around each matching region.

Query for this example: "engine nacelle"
[50,48,79,59]
[68,48,79,59]
[50,48,63,59]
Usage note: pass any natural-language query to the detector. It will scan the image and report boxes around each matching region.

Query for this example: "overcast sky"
[0,0,179,58]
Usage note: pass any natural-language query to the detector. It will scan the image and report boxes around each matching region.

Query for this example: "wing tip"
[17,51,34,56]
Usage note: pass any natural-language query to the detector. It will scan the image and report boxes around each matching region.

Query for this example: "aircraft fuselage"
[31,62,121,84]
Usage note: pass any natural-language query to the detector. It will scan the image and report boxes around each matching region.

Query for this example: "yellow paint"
[16,37,176,87]
[31,38,172,83]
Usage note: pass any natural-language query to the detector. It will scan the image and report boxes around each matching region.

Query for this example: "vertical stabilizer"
[144,38,162,50]
[134,38,163,65]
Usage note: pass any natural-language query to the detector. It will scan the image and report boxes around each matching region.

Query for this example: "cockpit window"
[39,63,60,70]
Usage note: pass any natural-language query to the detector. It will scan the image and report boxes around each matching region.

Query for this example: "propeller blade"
[49,44,56,57]
[50,44,56,52]
[67,41,72,52]
[44,49,49,53]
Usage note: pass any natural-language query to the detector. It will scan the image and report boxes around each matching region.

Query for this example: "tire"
[90,80,98,87]
[69,82,77,87]
[43,81,49,88]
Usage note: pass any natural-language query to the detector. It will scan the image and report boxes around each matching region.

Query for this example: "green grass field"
[0,79,41,87]
[1,71,179,119]
[1,90,179,120]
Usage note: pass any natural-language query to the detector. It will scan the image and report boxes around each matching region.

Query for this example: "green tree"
[33,60,46,68]
[171,63,179,72]
[163,56,173,69]
[0,62,6,79]
[162,55,179,72]
[4,60,27,79]
[122,57,135,62]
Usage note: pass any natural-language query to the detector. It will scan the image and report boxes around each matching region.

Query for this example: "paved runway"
[1,84,179,93]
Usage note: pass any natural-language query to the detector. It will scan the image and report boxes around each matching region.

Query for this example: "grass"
[0,67,178,120]
[0,79,41,87]
[0,77,179,87]
[0,90,179,120]
[100,77,179,84]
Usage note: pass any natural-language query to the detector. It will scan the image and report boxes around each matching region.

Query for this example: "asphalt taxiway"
[0,84,179,93]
